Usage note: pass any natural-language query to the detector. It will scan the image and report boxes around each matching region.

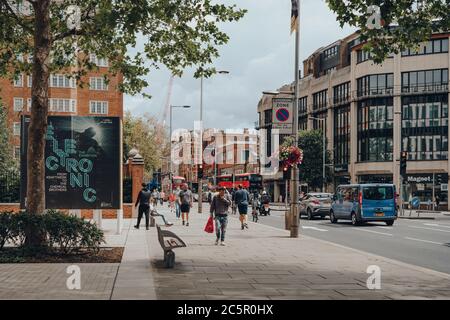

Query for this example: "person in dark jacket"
[234,184,250,230]
[134,183,152,230]
[210,187,232,246]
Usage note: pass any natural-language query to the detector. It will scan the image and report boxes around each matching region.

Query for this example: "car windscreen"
[310,194,331,199]
[363,187,394,200]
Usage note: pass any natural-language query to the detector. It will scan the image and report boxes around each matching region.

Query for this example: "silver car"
[299,193,333,219]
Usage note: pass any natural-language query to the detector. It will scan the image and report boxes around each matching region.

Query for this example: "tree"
[0,0,245,246]
[327,0,450,63]
[123,111,169,177]
[296,130,332,191]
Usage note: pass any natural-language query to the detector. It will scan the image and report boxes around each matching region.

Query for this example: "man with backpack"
[178,183,193,226]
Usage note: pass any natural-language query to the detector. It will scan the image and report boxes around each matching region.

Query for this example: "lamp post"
[169,105,191,196]
[309,117,327,192]
[198,70,230,213]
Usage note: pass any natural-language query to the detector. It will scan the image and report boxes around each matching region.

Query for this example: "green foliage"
[0,101,16,174]
[123,111,170,176]
[297,130,332,190]
[0,0,247,94]
[327,0,450,63]
[0,211,105,254]
[0,212,14,250]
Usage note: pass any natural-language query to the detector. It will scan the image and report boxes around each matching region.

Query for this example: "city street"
[258,207,450,275]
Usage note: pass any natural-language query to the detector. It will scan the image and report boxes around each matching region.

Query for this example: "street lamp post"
[169,105,191,196]
[309,117,326,192]
[198,70,230,214]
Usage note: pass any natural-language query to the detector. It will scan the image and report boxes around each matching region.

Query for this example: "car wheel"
[330,210,338,224]
[307,208,313,220]
[351,212,359,226]
[385,220,394,226]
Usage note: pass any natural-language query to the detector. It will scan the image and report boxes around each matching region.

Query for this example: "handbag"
[204,216,214,233]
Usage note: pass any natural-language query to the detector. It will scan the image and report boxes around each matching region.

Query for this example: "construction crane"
[161,75,175,127]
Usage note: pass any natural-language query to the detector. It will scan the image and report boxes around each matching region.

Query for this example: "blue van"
[330,184,397,226]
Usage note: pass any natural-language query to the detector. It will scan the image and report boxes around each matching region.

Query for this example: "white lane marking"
[376,226,393,230]
[404,237,443,245]
[409,226,450,233]
[301,226,328,232]
[424,223,450,229]
[352,228,393,236]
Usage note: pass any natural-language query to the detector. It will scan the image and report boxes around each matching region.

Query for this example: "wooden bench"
[156,224,186,268]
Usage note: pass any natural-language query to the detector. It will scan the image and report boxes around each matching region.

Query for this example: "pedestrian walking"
[210,186,232,246]
[435,195,440,211]
[151,189,158,207]
[234,184,250,230]
[134,183,152,230]
[168,192,176,213]
[179,183,193,226]
[251,191,260,222]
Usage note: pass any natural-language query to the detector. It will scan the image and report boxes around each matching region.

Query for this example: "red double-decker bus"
[216,173,263,192]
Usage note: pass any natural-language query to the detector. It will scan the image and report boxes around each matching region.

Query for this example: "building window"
[27,75,32,87]
[333,82,351,104]
[263,109,272,126]
[311,112,327,131]
[299,116,308,131]
[13,98,24,112]
[90,77,108,91]
[334,105,350,166]
[89,54,109,67]
[358,97,394,162]
[13,74,23,87]
[402,94,448,161]
[323,46,338,60]
[50,74,76,88]
[401,68,448,94]
[402,38,449,56]
[299,96,307,114]
[357,50,371,63]
[13,123,21,136]
[313,89,328,110]
[27,98,32,111]
[89,101,108,114]
[49,99,77,113]
[357,73,394,97]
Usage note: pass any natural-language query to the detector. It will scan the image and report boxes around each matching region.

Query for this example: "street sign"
[411,197,420,209]
[272,98,293,134]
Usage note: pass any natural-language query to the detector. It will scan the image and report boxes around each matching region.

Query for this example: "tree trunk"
[25,0,51,247]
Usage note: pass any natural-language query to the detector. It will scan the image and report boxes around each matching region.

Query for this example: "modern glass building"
[257,31,450,209]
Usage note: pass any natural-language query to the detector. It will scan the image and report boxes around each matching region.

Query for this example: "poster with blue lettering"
[20,116,121,209]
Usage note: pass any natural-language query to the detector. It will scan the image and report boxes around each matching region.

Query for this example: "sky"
[124,0,356,131]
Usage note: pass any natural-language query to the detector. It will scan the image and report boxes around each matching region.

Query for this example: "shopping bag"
[204,216,214,233]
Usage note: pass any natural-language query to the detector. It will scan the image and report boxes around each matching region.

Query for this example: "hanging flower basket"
[280,145,303,169]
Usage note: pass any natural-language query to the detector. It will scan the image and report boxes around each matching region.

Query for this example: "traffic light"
[283,166,291,180]
[197,165,203,180]
[400,151,408,177]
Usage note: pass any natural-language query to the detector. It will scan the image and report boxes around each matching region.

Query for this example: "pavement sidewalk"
[137,206,450,300]
[1,205,450,300]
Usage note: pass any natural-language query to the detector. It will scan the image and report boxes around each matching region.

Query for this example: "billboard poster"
[21,116,121,209]
[272,98,293,134]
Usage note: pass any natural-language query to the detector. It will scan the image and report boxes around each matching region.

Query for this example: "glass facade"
[357,73,394,97]
[334,105,350,167]
[357,97,394,162]
[313,90,328,111]
[333,82,351,104]
[401,68,448,93]
[402,38,449,57]
[299,96,308,114]
[402,94,449,160]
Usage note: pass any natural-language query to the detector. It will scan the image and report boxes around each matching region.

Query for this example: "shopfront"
[403,173,448,209]
[358,174,393,184]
